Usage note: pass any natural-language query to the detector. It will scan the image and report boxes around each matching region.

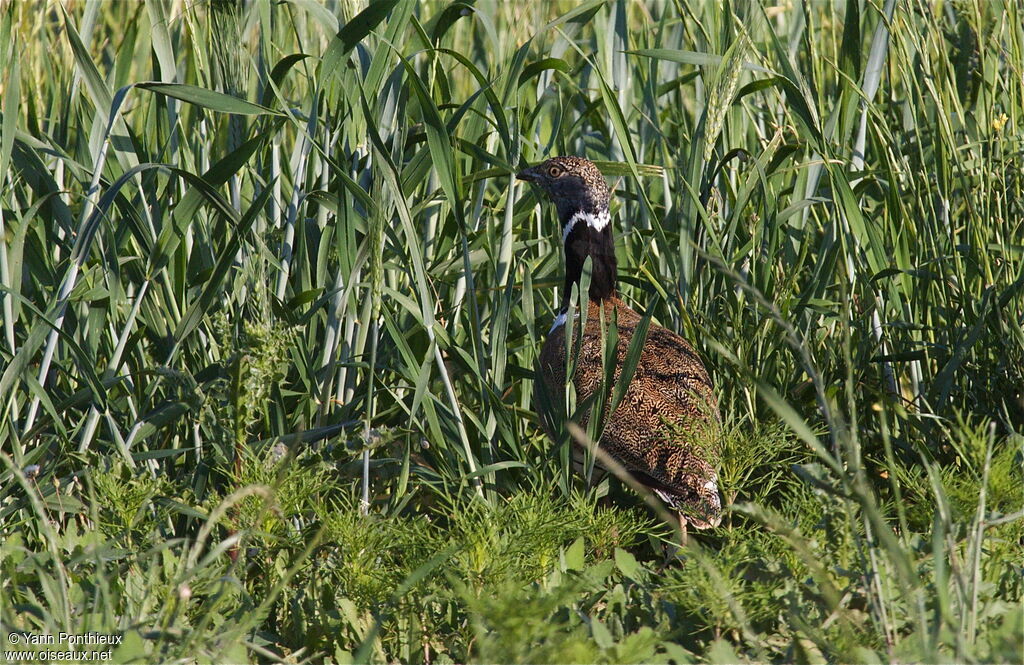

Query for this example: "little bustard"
[518,156,722,531]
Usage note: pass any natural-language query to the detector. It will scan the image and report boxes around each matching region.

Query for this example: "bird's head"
[516,156,611,234]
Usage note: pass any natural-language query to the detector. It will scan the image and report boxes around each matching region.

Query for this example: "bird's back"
[539,297,722,527]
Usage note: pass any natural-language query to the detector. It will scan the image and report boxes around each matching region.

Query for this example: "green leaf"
[541,0,604,32]
[518,57,571,85]
[339,0,399,53]
[462,461,527,482]
[130,401,191,445]
[628,48,772,74]
[112,630,148,663]
[613,547,642,580]
[171,180,276,345]
[260,54,311,108]
[322,0,400,78]
[590,617,613,649]
[148,133,267,277]
[0,50,18,178]
[707,638,743,664]
[137,82,281,116]
[562,537,585,572]
[145,0,177,83]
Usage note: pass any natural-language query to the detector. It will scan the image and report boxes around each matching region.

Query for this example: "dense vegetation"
[1,0,1021,662]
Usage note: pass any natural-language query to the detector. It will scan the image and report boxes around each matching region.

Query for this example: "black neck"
[561,209,616,312]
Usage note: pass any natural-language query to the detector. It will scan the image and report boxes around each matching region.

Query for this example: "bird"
[516,155,722,532]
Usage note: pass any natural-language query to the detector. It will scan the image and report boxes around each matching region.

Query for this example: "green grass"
[1,0,1022,662]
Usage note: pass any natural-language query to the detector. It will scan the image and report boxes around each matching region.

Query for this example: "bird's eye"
[547,165,563,178]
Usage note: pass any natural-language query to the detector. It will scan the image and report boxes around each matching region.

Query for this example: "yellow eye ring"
[547,165,562,177]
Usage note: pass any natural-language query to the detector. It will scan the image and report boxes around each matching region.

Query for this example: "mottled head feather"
[516,156,611,224]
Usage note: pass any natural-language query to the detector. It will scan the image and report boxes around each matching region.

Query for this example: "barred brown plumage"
[517,156,723,531]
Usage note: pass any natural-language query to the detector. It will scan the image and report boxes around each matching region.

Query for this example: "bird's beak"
[515,167,538,182]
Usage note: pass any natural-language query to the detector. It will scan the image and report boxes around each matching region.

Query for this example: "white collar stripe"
[562,209,610,243]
